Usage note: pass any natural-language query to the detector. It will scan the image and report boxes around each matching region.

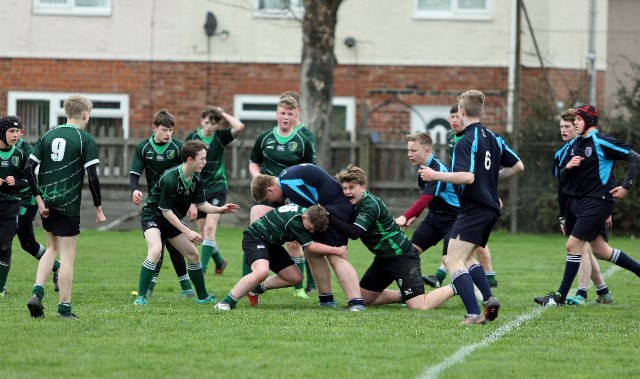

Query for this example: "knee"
[147,247,163,262]
[251,268,269,282]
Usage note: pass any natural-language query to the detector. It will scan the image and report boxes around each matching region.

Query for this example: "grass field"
[2,227,640,379]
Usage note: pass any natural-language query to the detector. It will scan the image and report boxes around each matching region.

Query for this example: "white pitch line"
[418,266,621,379]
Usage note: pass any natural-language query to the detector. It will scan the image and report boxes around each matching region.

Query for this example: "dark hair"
[153,108,176,128]
[180,140,208,162]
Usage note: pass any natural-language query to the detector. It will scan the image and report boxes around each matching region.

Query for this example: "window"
[7,91,130,139]
[33,0,112,16]
[415,0,492,20]
[233,95,356,141]
[255,0,304,18]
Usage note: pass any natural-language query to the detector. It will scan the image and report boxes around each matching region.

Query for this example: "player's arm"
[305,241,348,259]
[498,160,524,180]
[327,213,365,240]
[129,173,144,205]
[611,149,640,199]
[195,202,240,214]
[219,109,245,136]
[419,165,474,185]
[397,194,433,226]
[86,164,106,223]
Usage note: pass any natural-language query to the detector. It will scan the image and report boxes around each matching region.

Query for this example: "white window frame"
[32,0,112,16]
[7,91,130,138]
[254,0,304,19]
[414,0,493,21]
[234,94,356,141]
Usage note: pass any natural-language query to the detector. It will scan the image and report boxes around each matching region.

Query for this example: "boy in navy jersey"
[535,104,640,306]
[419,90,524,324]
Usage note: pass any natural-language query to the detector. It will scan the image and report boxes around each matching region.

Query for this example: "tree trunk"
[300,0,342,170]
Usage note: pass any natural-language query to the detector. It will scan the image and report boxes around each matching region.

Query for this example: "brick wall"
[1,58,602,136]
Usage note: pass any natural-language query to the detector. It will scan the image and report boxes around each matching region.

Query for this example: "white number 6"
[51,138,67,162]
[484,151,491,170]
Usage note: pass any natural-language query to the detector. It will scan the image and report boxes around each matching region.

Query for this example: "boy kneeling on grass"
[330,165,456,310]
[215,204,347,310]
[134,140,239,306]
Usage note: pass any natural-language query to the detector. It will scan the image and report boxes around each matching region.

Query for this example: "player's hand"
[336,245,348,260]
[499,198,504,209]
[131,190,143,205]
[39,205,50,218]
[610,186,628,199]
[406,216,417,226]
[96,207,106,224]
[186,230,204,245]
[565,156,584,169]
[187,204,198,221]
[395,215,407,227]
[4,176,15,186]
[418,165,436,181]
[219,203,240,214]
[0,178,4,186]
[606,215,613,229]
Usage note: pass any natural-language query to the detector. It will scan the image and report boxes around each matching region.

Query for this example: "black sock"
[558,254,581,298]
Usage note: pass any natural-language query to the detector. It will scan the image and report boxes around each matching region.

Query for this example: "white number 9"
[51,138,67,162]
[484,151,491,170]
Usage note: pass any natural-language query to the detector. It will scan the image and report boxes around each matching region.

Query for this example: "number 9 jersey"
[29,124,99,218]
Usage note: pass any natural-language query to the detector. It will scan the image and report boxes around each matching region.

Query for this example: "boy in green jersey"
[130,109,194,298]
[0,116,29,296]
[215,204,347,310]
[330,165,456,310]
[134,140,239,306]
[25,95,106,320]
[186,106,244,276]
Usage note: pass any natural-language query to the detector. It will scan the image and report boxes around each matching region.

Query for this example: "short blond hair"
[407,132,433,146]
[64,95,93,119]
[335,164,367,186]
[278,96,299,110]
[251,174,278,202]
[458,90,485,118]
[305,205,329,232]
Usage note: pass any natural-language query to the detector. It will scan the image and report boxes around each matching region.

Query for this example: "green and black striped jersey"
[30,124,99,217]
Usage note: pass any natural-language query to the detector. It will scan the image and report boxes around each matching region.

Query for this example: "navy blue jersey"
[418,154,460,214]
[562,130,632,200]
[278,163,347,207]
[452,123,521,212]
[553,140,574,216]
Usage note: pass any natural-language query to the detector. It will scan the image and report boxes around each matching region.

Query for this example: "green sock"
[435,267,448,282]
[32,284,45,301]
[305,262,316,289]
[178,274,192,290]
[52,259,61,272]
[222,293,238,309]
[242,258,251,277]
[58,302,72,315]
[187,263,209,299]
[209,240,225,268]
[486,272,497,286]
[201,240,214,273]
[292,257,305,290]
[138,260,156,297]
[252,283,266,294]
[0,263,10,290]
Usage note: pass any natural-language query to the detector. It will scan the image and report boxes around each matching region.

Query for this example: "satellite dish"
[204,11,217,37]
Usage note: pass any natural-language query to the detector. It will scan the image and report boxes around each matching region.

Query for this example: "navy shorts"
[359,247,425,302]
[242,232,296,274]
[565,197,611,242]
[41,209,80,237]
[141,217,182,240]
[449,204,499,247]
[315,201,356,247]
[412,211,457,255]
[196,191,228,219]
[19,205,38,222]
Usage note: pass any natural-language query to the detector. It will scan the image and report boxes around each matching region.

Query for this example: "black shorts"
[412,211,457,255]
[242,232,295,274]
[196,191,228,219]
[565,197,611,242]
[449,204,499,247]
[19,205,38,222]
[141,217,182,240]
[0,212,18,248]
[359,247,425,302]
[41,209,80,237]
[314,201,356,247]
